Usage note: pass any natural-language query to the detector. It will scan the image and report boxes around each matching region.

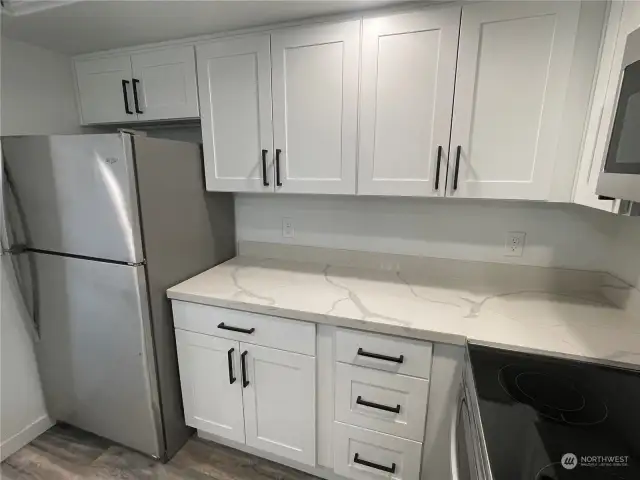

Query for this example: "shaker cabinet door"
[240,343,316,466]
[175,330,246,444]
[131,46,199,121]
[197,35,275,192]
[449,1,581,200]
[75,55,135,124]
[271,21,360,194]
[358,7,460,197]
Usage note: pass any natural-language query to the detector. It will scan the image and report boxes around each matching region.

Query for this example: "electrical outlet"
[505,231,526,257]
[282,218,294,238]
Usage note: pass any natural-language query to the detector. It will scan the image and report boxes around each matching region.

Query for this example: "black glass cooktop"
[467,344,640,480]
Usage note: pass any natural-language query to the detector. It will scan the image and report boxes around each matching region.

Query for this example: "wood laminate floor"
[1,424,319,480]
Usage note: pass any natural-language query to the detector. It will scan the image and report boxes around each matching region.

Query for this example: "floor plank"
[1,425,319,480]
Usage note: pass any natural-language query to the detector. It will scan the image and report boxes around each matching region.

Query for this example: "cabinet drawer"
[172,301,315,356]
[334,422,422,480]
[336,328,432,378]
[335,363,429,441]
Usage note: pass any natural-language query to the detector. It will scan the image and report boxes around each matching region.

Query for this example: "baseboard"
[0,415,53,461]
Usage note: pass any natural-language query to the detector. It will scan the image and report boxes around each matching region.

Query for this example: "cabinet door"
[271,21,360,194]
[175,330,245,443]
[449,1,581,199]
[358,7,460,197]
[75,55,135,124]
[197,35,274,192]
[131,46,199,121]
[240,343,316,466]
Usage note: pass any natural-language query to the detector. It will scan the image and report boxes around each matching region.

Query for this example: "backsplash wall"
[235,194,615,272]
[607,216,640,288]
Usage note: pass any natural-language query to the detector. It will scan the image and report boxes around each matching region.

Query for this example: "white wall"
[0,36,80,458]
[1,36,81,135]
[607,216,640,289]
[235,194,615,271]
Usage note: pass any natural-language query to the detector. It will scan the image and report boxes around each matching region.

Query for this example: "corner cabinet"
[198,21,360,194]
[74,46,199,125]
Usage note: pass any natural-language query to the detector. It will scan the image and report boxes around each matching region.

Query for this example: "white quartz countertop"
[167,255,640,369]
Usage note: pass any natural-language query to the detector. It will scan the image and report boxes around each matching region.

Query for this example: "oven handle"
[450,386,463,480]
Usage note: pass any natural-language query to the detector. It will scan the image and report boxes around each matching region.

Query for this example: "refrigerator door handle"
[2,159,40,339]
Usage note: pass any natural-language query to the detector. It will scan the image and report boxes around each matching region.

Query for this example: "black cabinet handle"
[241,350,249,388]
[121,80,133,114]
[453,145,461,191]
[356,395,401,413]
[227,348,236,384]
[218,322,255,334]
[262,149,269,187]
[434,145,443,191]
[353,453,396,474]
[275,149,282,187]
[357,347,404,364]
[132,78,143,114]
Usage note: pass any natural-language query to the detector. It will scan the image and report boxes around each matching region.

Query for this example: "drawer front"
[335,363,429,441]
[336,328,432,379]
[172,301,316,355]
[334,422,422,480]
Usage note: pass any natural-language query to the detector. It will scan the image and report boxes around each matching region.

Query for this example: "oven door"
[597,27,640,202]
[452,387,483,480]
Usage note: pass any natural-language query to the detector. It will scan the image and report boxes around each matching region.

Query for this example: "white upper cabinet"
[271,21,360,194]
[74,46,198,125]
[241,343,316,466]
[75,55,135,124]
[358,7,461,197]
[131,46,199,122]
[197,35,274,192]
[174,330,246,444]
[449,1,582,200]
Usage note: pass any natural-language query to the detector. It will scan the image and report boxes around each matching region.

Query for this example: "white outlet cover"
[282,218,294,238]
[505,231,526,257]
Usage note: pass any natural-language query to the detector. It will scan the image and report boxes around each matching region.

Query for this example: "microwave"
[597,26,640,203]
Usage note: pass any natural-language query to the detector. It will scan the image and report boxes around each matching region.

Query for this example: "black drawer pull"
[357,347,404,364]
[453,145,461,191]
[261,149,269,187]
[353,453,396,473]
[275,148,283,187]
[218,322,255,334]
[241,350,249,388]
[227,348,236,384]
[121,79,133,115]
[434,145,443,191]
[356,396,401,414]
[132,78,143,114]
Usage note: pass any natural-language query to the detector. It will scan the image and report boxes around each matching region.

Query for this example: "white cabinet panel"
[358,7,460,197]
[198,35,275,192]
[335,363,429,441]
[175,330,245,443]
[241,343,316,466]
[333,422,422,480]
[271,21,360,194]
[131,46,199,121]
[75,55,134,124]
[449,1,581,200]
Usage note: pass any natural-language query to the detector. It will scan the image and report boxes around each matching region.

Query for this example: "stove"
[466,344,640,480]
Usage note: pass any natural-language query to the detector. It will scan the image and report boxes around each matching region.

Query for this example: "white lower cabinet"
[333,422,423,480]
[242,343,316,466]
[175,330,246,443]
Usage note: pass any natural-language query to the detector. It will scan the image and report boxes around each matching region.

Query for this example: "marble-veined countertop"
[167,255,640,369]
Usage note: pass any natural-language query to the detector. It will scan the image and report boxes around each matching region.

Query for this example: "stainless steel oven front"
[597,26,640,202]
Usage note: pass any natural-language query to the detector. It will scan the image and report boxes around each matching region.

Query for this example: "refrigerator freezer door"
[33,252,162,458]
[2,134,143,263]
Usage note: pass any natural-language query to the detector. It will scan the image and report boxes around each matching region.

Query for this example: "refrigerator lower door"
[33,252,163,458]
[2,134,143,263]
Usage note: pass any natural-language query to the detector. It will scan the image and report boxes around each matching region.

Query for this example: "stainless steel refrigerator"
[1,133,235,460]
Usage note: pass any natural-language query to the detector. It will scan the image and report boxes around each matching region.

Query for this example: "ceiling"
[1,0,409,55]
